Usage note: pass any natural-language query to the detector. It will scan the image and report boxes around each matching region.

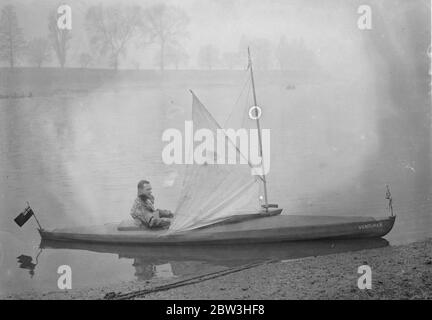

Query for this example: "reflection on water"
[16,248,43,279]
[17,254,38,278]
[38,238,389,282]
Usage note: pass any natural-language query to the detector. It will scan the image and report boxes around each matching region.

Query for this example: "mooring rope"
[103,258,279,300]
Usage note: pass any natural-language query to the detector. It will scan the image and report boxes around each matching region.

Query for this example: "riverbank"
[4,238,431,300]
[0,67,317,100]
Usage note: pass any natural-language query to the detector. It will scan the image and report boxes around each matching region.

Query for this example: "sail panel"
[167,92,262,232]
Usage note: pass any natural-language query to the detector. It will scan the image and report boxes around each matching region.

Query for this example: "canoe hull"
[39,215,396,246]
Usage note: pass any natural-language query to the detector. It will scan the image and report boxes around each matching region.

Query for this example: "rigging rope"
[223,71,251,127]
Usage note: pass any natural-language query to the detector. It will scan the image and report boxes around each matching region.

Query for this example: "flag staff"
[385,185,394,217]
[27,201,43,230]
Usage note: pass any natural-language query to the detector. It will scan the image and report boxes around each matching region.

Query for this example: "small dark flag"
[14,207,34,227]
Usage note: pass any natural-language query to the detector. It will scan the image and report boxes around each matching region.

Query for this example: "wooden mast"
[248,47,269,212]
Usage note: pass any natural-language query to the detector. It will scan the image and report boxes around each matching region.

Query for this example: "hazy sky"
[1,0,430,71]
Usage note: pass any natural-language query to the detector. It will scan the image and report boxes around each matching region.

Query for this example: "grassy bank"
[0,67,315,98]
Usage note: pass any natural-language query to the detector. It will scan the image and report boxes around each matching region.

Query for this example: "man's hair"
[137,180,150,189]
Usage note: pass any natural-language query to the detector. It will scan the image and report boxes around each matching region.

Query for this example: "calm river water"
[0,74,430,296]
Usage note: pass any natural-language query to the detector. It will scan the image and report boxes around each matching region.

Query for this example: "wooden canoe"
[39,214,396,246]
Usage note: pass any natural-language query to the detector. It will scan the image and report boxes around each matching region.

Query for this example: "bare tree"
[250,38,273,70]
[222,51,241,70]
[276,36,317,71]
[275,36,289,71]
[142,4,189,71]
[85,5,141,70]
[0,5,26,68]
[163,44,189,70]
[27,38,51,68]
[48,9,71,68]
[198,45,219,70]
[79,53,92,69]
[131,60,140,70]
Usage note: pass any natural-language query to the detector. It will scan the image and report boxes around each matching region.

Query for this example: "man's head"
[137,180,152,198]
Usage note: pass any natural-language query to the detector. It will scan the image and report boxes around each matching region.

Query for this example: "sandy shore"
[4,239,432,300]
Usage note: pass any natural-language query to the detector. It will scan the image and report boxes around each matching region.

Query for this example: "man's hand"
[158,209,174,218]
[166,211,174,218]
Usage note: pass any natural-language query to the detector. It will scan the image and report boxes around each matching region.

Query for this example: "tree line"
[0,4,318,71]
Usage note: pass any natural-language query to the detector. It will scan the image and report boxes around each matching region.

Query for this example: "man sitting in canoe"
[130,180,174,229]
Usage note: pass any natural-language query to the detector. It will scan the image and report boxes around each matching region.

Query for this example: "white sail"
[167,92,262,232]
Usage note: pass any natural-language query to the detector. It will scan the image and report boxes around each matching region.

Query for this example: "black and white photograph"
[0,0,431,304]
